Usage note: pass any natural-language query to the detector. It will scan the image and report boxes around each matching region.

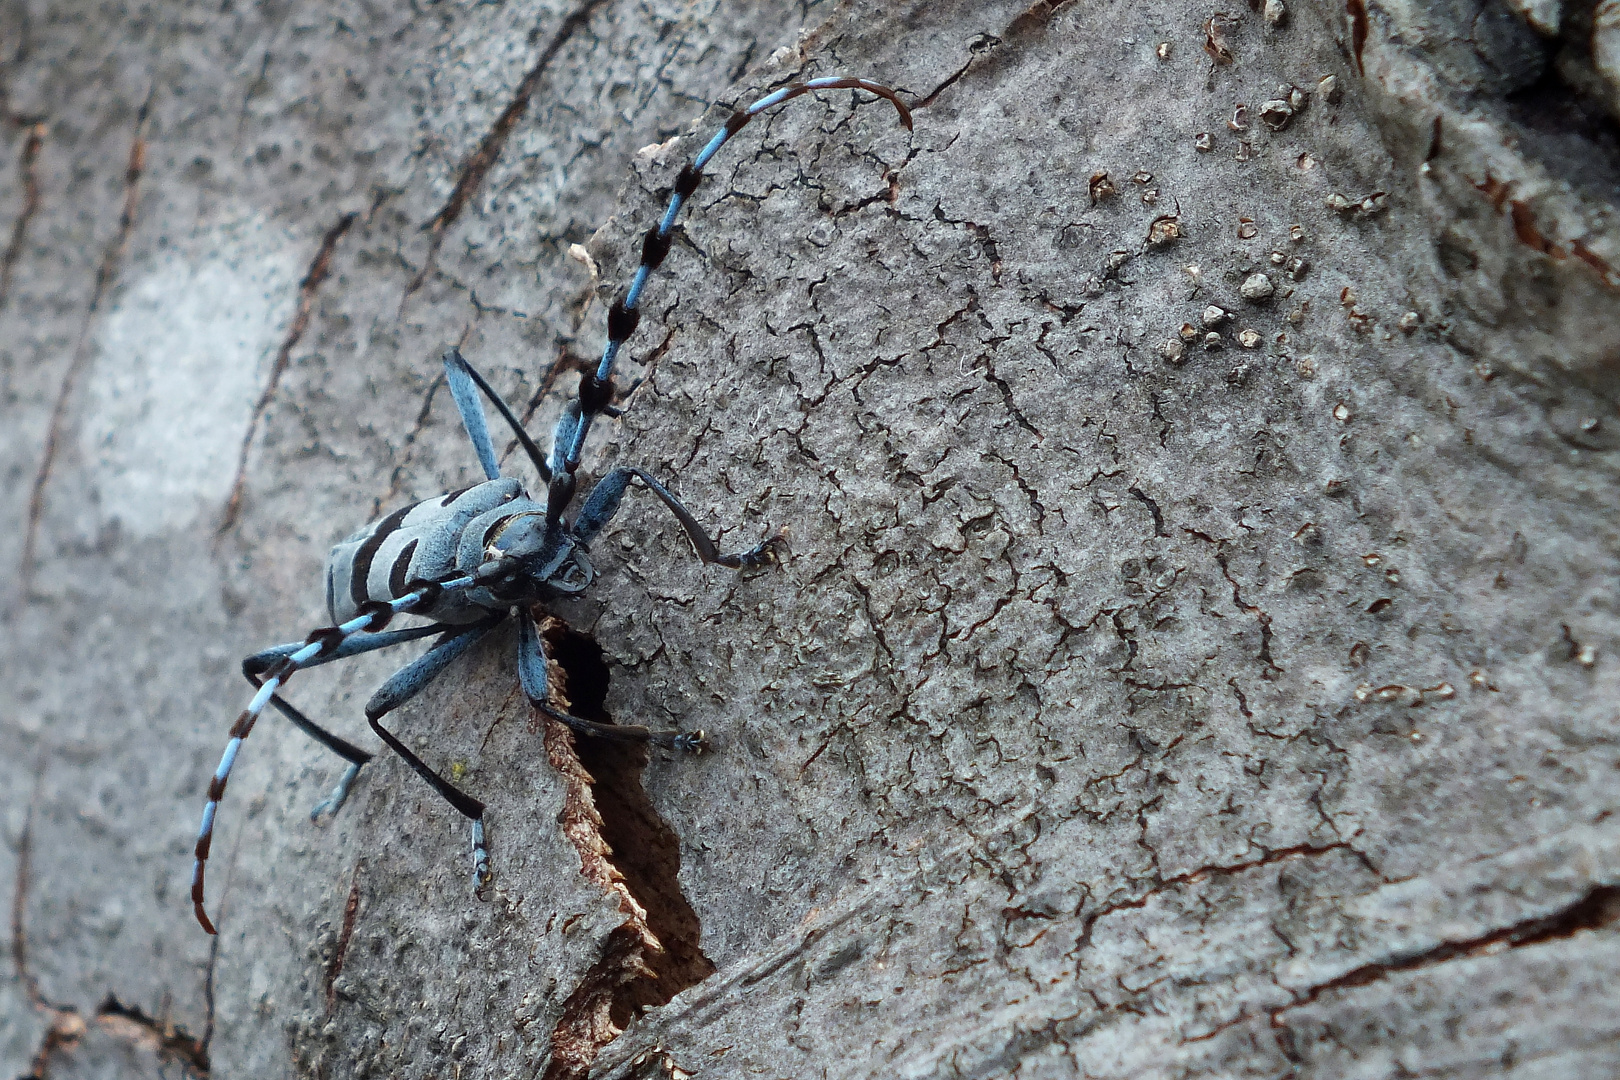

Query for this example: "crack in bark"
[1077,843,1350,954]
[377,370,449,514]
[11,801,86,1080]
[12,803,211,1077]
[21,97,150,591]
[1228,677,1253,718]
[1127,485,1167,537]
[16,1012,86,1080]
[912,0,1078,112]
[200,922,218,1053]
[218,211,357,534]
[1254,884,1620,1061]
[1474,173,1620,292]
[324,861,363,1014]
[1186,885,1620,1051]
[1215,550,1282,678]
[537,618,715,1080]
[403,0,614,301]
[1347,0,1369,76]
[95,996,210,1076]
[1278,883,1620,1015]
[0,116,44,309]
[11,804,70,1010]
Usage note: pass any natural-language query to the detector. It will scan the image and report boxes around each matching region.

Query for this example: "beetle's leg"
[362,614,508,896]
[517,609,706,753]
[442,348,552,483]
[573,466,788,572]
[193,574,480,934]
[266,697,371,819]
[245,621,452,819]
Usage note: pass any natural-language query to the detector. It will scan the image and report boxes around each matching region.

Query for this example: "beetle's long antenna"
[542,76,911,523]
[192,574,477,934]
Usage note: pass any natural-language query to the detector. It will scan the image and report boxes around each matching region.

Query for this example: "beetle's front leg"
[516,609,707,752]
[572,466,789,572]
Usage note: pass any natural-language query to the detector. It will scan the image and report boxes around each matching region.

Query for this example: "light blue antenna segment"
[192,570,481,933]
[248,680,277,715]
[658,195,685,234]
[622,264,653,312]
[216,737,242,781]
[691,129,729,171]
[559,75,913,482]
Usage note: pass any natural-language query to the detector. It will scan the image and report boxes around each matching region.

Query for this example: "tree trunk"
[4,0,1618,1076]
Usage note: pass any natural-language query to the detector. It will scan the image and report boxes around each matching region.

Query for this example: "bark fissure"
[1273,884,1620,1022]
[218,211,357,534]
[1215,550,1282,677]
[1078,843,1351,953]
[12,806,88,1080]
[21,98,149,589]
[12,805,81,1035]
[95,996,210,1077]
[538,619,714,1080]
[12,807,209,1077]
[323,861,363,1013]
[404,0,615,299]
[377,371,449,514]
[0,117,44,309]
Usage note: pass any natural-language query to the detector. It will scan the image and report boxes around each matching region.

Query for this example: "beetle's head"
[476,513,593,598]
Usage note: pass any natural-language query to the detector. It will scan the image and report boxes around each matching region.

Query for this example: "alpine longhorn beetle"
[192,77,912,933]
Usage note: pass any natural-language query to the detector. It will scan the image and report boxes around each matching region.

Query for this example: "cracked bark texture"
[3,0,1618,1076]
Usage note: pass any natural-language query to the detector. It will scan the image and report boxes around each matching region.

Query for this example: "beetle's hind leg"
[270,695,368,820]
[244,621,447,820]
[362,614,508,893]
[537,698,709,754]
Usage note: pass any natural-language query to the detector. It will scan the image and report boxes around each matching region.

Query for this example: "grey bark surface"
[2,0,1618,1077]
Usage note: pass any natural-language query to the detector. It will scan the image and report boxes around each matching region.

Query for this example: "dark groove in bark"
[1078,843,1350,953]
[403,0,615,300]
[96,995,211,1076]
[538,620,715,1080]
[218,211,357,534]
[201,923,218,1052]
[1216,550,1282,677]
[1189,885,1620,1051]
[0,117,44,309]
[17,1014,85,1080]
[1273,884,1620,1024]
[325,861,364,1013]
[13,802,87,1080]
[14,792,214,1077]
[12,802,42,1007]
[21,99,150,590]
[377,371,449,515]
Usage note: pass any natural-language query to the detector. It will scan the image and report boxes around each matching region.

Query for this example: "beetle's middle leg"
[362,614,508,891]
[244,621,448,819]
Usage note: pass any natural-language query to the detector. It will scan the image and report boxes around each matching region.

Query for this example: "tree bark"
[3,0,1618,1077]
